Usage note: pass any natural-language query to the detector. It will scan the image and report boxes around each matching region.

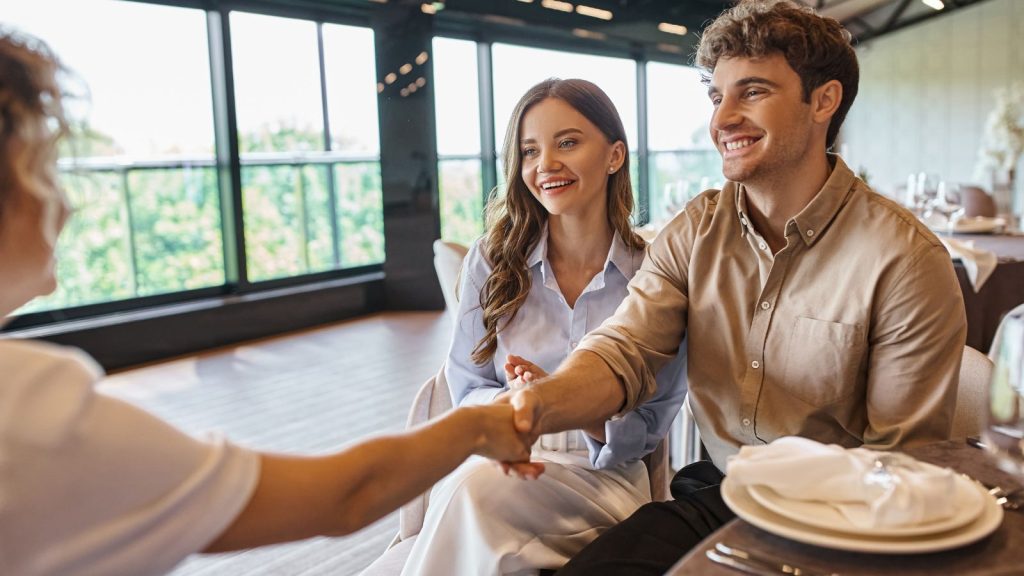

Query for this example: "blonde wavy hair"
[471,78,644,365]
[0,28,68,215]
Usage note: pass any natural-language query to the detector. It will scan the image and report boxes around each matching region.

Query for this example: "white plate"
[747,471,982,537]
[722,477,1003,554]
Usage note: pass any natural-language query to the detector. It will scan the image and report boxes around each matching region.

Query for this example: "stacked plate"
[721,465,1004,553]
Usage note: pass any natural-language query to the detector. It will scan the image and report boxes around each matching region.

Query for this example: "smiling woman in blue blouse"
[401,78,688,575]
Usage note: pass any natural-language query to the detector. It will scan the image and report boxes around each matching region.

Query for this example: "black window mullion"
[316,22,343,269]
[207,9,248,290]
[636,59,649,226]
[477,40,497,204]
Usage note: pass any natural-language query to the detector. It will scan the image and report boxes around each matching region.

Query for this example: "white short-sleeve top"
[0,340,260,576]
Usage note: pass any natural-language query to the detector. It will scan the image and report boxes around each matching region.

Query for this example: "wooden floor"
[99,311,454,576]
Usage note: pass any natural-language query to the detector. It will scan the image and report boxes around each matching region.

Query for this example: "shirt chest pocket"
[782,316,866,406]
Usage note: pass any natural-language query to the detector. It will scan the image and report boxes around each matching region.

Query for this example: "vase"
[992,168,1015,211]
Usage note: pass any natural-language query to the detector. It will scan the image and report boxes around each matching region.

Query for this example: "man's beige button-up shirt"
[578,157,967,470]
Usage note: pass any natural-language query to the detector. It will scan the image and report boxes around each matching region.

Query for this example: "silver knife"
[715,542,839,576]
[706,549,776,575]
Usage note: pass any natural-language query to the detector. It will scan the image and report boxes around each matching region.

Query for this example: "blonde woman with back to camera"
[0,28,536,576]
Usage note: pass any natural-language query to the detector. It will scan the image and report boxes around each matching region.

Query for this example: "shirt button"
[751,360,760,369]
[758,242,767,250]
[760,301,771,310]
[570,341,578,348]
[806,229,815,237]
[742,418,751,426]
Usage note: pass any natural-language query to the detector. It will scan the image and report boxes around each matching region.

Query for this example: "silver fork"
[988,485,1024,510]
[712,542,840,576]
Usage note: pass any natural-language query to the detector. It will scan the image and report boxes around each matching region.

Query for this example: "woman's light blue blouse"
[444,229,688,469]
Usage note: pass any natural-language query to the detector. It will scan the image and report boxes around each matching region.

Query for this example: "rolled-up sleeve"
[863,241,966,449]
[576,208,697,415]
[444,242,507,407]
[583,341,688,468]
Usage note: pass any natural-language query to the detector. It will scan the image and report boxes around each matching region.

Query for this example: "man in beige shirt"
[500,1,967,573]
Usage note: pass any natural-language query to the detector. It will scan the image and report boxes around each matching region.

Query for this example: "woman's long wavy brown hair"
[470,78,645,365]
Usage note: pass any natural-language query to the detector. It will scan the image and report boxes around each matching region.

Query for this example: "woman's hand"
[504,354,548,390]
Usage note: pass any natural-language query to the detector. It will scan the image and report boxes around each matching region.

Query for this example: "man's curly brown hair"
[695,0,858,150]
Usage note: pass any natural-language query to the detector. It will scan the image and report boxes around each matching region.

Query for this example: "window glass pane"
[439,160,485,245]
[323,24,380,155]
[129,168,224,295]
[646,62,716,152]
[492,44,637,154]
[6,0,223,314]
[647,151,724,225]
[231,12,324,153]
[335,163,385,267]
[434,37,481,156]
[243,165,334,281]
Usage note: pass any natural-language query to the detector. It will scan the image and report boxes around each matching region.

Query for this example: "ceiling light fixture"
[576,5,612,20]
[572,28,608,40]
[420,3,437,14]
[658,22,687,36]
[415,51,429,65]
[541,0,574,13]
[657,43,684,54]
[921,0,944,9]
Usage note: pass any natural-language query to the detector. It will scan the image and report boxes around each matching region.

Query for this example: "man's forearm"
[530,350,625,435]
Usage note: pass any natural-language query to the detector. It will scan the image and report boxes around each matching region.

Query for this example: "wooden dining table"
[667,441,1024,575]
[952,233,1024,353]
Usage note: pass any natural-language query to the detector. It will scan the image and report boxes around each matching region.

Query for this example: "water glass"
[985,311,1024,476]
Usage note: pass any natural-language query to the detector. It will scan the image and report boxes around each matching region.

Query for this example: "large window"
[3,3,387,324]
[646,62,722,225]
[6,0,224,314]
[231,14,384,282]
[492,43,639,199]
[434,39,722,236]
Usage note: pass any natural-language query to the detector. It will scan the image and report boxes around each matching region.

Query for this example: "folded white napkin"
[726,437,960,529]
[942,237,997,292]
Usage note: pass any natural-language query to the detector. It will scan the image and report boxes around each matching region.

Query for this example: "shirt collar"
[526,222,638,284]
[732,154,856,247]
[526,224,548,269]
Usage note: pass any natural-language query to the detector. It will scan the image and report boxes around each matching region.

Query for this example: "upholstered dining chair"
[432,239,469,319]
[951,346,995,440]
[360,365,672,575]
[958,185,998,218]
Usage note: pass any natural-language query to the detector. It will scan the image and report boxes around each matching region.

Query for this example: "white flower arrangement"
[975,82,1024,177]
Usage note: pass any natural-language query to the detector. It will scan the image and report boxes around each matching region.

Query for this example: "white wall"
[841,0,1024,214]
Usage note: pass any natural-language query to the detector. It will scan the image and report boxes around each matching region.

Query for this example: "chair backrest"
[952,345,994,439]
[959,185,998,218]
[432,240,469,319]
[398,365,453,541]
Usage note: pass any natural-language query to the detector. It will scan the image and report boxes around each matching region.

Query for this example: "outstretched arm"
[204,403,534,552]
[504,350,625,443]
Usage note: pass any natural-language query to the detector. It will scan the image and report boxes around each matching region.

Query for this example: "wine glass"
[984,310,1024,476]
[928,181,966,233]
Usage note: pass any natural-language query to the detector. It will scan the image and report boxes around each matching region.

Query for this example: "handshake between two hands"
[468,354,549,480]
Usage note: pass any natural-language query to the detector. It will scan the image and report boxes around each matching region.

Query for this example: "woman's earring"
[608,167,615,174]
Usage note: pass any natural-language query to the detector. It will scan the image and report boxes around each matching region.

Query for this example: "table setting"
[669,312,1024,575]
